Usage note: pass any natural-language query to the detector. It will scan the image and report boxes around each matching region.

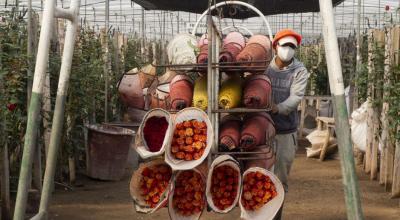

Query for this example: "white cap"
[278,36,298,47]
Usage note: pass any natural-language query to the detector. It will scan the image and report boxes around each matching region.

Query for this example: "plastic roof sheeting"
[2,0,400,38]
[132,0,345,18]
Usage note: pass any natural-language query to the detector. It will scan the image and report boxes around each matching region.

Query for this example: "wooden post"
[118,33,125,68]
[380,26,393,189]
[370,29,385,180]
[113,32,120,77]
[392,125,400,198]
[319,128,331,161]
[68,157,76,184]
[152,41,157,64]
[298,99,306,138]
[100,28,110,122]
[104,0,110,123]
[319,1,364,218]
[390,26,400,197]
[1,144,11,220]
[365,30,374,174]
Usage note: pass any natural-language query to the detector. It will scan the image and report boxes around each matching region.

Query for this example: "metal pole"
[27,0,33,105]
[207,13,212,118]
[93,7,96,29]
[35,1,81,218]
[132,3,135,34]
[162,11,166,63]
[313,12,316,37]
[141,7,145,58]
[104,0,109,122]
[206,0,213,171]
[14,0,56,218]
[177,11,180,33]
[300,13,303,36]
[378,0,381,28]
[84,0,87,22]
[318,1,364,220]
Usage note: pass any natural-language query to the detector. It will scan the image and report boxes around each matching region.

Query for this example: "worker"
[265,29,310,219]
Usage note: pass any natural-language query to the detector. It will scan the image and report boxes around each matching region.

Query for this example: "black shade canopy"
[132,0,344,19]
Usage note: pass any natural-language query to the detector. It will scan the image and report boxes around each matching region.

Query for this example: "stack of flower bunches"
[211,165,240,210]
[172,170,205,216]
[171,120,207,161]
[139,164,172,208]
[241,171,277,211]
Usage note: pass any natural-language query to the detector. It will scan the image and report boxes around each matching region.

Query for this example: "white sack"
[350,101,368,152]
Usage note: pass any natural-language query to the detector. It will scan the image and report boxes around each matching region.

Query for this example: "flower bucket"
[219,115,242,150]
[240,112,275,149]
[243,74,272,109]
[170,75,194,110]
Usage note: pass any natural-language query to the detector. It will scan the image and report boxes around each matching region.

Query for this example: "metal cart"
[154,1,277,171]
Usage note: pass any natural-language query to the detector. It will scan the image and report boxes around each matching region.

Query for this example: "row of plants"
[298,35,357,96]
[299,30,399,143]
[0,8,28,188]
[355,28,399,143]
[0,8,149,188]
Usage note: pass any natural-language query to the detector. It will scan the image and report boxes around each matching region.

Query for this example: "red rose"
[7,103,17,111]
[385,5,390,11]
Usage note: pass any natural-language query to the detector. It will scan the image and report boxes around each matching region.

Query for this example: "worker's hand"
[271,103,279,114]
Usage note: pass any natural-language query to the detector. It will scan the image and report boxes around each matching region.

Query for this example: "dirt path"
[49,143,399,220]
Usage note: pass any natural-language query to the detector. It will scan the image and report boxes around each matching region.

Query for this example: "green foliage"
[299,37,356,96]
[0,9,28,154]
[0,9,146,184]
[0,9,30,187]
[124,38,143,72]
[385,62,400,141]
[298,44,330,95]
[63,28,105,158]
[356,35,370,103]
[370,41,385,110]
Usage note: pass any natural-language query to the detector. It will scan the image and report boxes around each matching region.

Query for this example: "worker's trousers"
[274,132,298,193]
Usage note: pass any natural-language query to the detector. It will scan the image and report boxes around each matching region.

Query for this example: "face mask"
[277,45,295,62]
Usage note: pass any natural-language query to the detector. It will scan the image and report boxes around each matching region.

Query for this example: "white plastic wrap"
[205,155,241,213]
[134,108,173,159]
[239,167,284,220]
[168,169,206,220]
[165,107,213,170]
[129,159,172,213]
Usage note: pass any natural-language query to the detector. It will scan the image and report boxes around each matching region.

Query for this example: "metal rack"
[153,22,275,165]
[143,2,273,168]
[200,2,275,167]
[147,1,277,167]
[204,24,275,166]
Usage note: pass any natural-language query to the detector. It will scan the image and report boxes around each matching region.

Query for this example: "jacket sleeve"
[276,68,310,115]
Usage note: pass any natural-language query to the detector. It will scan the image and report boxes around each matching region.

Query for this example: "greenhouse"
[0,0,399,220]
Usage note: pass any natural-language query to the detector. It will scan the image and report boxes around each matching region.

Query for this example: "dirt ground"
[48,140,400,220]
